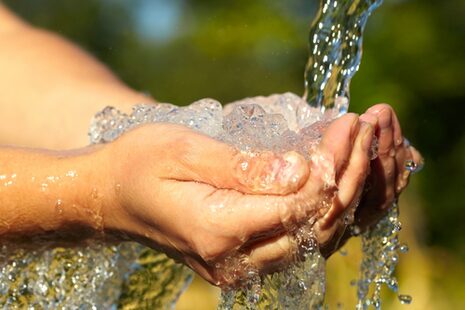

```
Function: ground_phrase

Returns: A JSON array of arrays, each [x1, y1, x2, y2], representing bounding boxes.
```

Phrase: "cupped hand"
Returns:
[[100, 114, 373, 286], [353, 104, 424, 232]]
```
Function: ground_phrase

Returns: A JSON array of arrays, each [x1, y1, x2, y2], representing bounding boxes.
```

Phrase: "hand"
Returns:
[[99, 114, 373, 286], [353, 104, 423, 231]]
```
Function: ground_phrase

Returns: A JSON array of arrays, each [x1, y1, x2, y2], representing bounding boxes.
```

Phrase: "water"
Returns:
[[0, 0, 413, 308], [304, 0, 383, 113], [356, 204, 412, 309], [0, 242, 193, 309]]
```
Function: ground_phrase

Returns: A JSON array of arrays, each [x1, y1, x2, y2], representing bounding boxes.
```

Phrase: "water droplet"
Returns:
[[55, 199, 64, 215], [40, 183, 48, 192], [66, 170, 78, 178], [351, 225, 361, 236], [404, 160, 417, 173], [398, 294, 412, 304], [399, 244, 409, 253], [402, 137, 411, 147], [298, 280, 308, 290]]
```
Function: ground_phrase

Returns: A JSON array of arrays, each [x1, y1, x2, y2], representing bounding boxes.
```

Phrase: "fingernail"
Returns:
[[361, 123, 374, 152], [377, 108, 392, 130], [351, 116, 360, 135], [350, 116, 360, 144]]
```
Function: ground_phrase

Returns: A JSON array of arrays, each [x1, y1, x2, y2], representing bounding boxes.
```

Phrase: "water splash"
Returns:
[[218, 230, 327, 310], [356, 203, 412, 309], [0, 242, 193, 308]]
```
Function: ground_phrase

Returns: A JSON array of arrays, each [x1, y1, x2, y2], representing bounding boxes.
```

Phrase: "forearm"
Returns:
[[0, 145, 110, 244], [0, 4, 154, 149]]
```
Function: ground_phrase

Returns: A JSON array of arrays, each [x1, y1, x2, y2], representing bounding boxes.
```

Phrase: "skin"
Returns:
[[0, 4, 422, 286]]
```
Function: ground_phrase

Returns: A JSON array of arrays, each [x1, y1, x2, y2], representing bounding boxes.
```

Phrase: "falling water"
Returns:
[[304, 0, 383, 113]]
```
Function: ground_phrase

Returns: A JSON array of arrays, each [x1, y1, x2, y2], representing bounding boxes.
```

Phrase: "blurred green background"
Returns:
[[3, 0, 465, 308]]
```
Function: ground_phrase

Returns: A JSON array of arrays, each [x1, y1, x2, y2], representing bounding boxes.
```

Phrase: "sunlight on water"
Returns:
[[304, 0, 383, 113]]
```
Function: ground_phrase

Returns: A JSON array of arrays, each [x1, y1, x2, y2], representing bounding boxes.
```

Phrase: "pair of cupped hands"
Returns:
[[98, 103, 421, 287]]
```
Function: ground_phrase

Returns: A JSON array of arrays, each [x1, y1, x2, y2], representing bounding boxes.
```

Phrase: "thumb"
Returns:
[[165, 130, 309, 195]]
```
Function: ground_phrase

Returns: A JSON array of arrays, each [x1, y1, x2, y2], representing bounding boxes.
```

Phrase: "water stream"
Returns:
[[0, 0, 412, 309]]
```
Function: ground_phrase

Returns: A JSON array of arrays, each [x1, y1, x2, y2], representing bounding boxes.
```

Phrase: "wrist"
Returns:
[[61, 145, 112, 234], [40, 145, 114, 241], [93, 137, 136, 240]]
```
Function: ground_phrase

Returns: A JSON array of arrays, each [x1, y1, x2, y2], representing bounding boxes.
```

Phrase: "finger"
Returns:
[[366, 106, 397, 205], [392, 111, 404, 147], [210, 233, 296, 287], [315, 113, 360, 182], [359, 112, 379, 129], [162, 127, 310, 195], [319, 123, 374, 229], [367, 104, 403, 148], [395, 144, 413, 194], [337, 122, 374, 209], [247, 233, 295, 275], [360, 112, 379, 158]]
